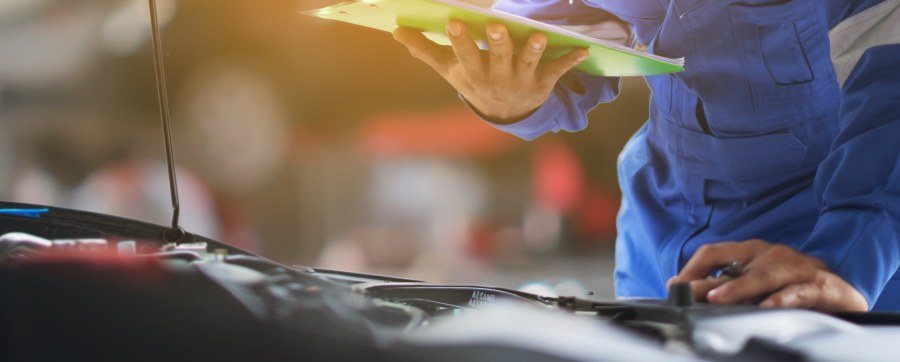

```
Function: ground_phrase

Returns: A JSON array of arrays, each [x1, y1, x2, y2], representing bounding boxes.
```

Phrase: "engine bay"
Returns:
[[3, 202, 899, 362]]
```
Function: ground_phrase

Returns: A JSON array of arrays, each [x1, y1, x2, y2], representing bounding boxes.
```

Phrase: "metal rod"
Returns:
[[148, 0, 184, 242]]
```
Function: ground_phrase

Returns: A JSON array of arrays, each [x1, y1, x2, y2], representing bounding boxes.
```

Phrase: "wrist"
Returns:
[[467, 99, 542, 125]]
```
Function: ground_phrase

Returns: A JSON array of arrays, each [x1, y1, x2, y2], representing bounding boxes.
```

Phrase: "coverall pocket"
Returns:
[[729, 1, 832, 110], [654, 119, 809, 181]]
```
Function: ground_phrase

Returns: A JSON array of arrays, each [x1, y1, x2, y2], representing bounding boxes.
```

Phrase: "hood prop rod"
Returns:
[[148, 0, 185, 243]]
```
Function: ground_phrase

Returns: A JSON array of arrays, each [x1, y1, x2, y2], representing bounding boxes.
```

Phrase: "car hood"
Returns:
[[1, 201, 899, 362]]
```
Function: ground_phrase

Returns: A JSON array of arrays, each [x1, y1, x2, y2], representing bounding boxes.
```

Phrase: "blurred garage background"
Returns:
[[0, 0, 651, 298]]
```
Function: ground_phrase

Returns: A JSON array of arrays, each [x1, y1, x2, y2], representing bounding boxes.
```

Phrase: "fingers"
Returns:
[[393, 28, 453, 74], [517, 33, 547, 75], [672, 240, 769, 284], [485, 24, 514, 81], [540, 47, 589, 85], [396, 22, 587, 121], [446, 21, 484, 75], [673, 239, 868, 312], [398, 21, 583, 88], [707, 259, 816, 304], [760, 283, 820, 310], [688, 277, 731, 301], [761, 273, 869, 312]]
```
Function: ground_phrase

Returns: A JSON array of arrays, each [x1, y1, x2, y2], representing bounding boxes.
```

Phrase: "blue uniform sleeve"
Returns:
[[800, 45, 900, 309], [465, 0, 621, 141]]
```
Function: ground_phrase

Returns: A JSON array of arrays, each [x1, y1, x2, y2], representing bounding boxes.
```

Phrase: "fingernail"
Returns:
[[488, 30, 502, 41], [707, 289, 720, 302], [577, 53, 588, 62], [448, 22, 461, 37], [760, 300, 775, 308], [530, 41, 544, 50]]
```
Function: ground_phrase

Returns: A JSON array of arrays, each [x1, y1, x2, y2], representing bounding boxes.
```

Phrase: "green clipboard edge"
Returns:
[[303, 0, 685, 77]]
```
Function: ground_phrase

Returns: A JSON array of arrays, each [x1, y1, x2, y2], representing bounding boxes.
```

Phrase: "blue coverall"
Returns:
[[484, 0, 900, 311]]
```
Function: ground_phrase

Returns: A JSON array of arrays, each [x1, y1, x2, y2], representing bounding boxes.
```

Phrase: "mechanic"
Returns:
[[394, 0, 900, 312]]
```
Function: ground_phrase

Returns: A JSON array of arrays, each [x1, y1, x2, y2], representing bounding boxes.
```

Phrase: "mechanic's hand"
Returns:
[[667, 239, 868, 313], [393, 21, 589, 123]]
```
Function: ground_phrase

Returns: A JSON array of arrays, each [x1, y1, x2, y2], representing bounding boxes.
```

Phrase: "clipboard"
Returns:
[[302, 0, 685, 77]]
